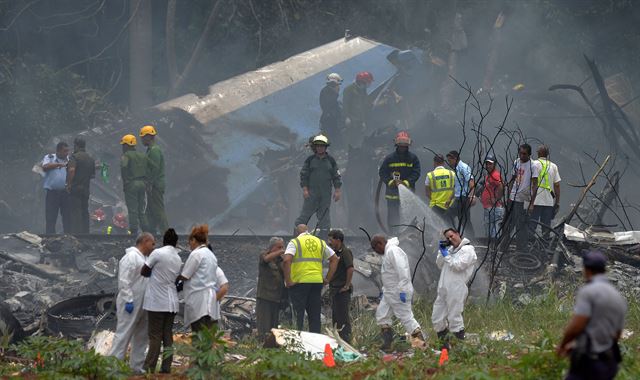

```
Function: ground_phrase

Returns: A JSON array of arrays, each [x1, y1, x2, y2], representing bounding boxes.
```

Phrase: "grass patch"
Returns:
[[1, 288, 638, 379]]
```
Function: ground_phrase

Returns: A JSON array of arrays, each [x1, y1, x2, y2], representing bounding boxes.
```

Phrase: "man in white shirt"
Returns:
[[531, 145, 561, 239], [41, 142, 70, 233], [110, 233, 155, 374], [141, 229, 182, 374], [505, 144, 541, 251]]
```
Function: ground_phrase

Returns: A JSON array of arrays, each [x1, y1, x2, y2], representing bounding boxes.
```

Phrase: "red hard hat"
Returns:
[[395, 131, 412, 146], [112, 213, 128, 229], [356, 71, 374, 84]]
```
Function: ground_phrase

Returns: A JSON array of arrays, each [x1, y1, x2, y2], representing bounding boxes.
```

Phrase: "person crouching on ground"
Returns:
[[370, 234, 426, 351], [432, 228, 477, 349], [178, 224, 219, 332]]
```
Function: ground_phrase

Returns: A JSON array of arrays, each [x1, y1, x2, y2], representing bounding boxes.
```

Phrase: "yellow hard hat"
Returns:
[[120, 134, 137, 146], [139, 125, 157, 137]]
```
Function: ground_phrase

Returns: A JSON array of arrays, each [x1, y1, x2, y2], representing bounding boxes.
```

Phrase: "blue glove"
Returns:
[[439, 246, 449, 257], [379, 292, 383, 301], [400, 292, 407, 303], [125, 302, 134, 314]]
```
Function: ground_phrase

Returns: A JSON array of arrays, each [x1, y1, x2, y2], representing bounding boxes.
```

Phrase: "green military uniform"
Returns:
[[145, 143, 168, 233], [67, 149, 95, 234], [121, 150, 148, 233], [295, 154, 341, 235]]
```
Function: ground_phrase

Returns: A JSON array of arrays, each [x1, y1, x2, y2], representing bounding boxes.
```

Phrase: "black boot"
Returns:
[[437, 329, 450, 350], [453, 329, 465, 340], [380, 327, 394, 352]]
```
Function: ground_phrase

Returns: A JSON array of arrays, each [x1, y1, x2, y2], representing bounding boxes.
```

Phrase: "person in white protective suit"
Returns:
[[432, 227, 477, 349], [109, 232, 155, 373], [370, 234, 426, 351]]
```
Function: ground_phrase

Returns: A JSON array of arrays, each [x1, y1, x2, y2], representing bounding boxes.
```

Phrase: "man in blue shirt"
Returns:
[[42, 142, 70, 234], [446, 151, 476, 238]]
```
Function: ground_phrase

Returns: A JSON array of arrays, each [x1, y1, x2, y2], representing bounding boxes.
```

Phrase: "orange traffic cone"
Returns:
[[323, 343, 335, 367], [438, 348, 449, 366]]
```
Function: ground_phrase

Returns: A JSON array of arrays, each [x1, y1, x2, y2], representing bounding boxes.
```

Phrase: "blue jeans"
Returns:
[[483, 207, 504, 239]]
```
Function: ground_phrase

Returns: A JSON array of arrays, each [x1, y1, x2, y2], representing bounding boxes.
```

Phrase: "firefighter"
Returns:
[[140, 125, 168, 234], [343, 71, 373, 146], [319, 73, 343, 145], [120, 134, 148, 234], [378, 131, 421, 230], [294, 134, 342, 238]]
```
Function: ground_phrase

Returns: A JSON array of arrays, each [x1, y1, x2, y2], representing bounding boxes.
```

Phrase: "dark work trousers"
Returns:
[[503, 201, 530, 251], [68, 190, 90, 234], [146, 186, 168, 234], [289, 283, 323, 333], [45, 189, 69, 234], [432, 206, 455, 227], [331, 288, 352, 343], [256, 298, 280, 339], [530, 205, 554, 239], [191, 315, 216, 333], [566, 357, 618, 380], [451, 196, 475, 238], [143, 311, 176, 374], [294, 192, 331, 236], [386, 199, 400, 231]]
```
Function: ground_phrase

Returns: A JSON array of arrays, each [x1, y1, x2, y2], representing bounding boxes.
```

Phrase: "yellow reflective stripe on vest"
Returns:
[[385, 195, 400, 200], [389, 162, 413, 168], [538, 159, 552, 191], [291, 235, 324, 283], [428, 168, 455, 208]]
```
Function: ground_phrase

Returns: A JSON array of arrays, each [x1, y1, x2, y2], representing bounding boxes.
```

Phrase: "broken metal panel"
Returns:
[[155, 37, 398, 226]]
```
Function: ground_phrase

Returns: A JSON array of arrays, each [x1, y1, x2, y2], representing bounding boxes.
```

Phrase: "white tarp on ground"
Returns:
[[564, 224, 640, 245], [271, 328, 338, 360]]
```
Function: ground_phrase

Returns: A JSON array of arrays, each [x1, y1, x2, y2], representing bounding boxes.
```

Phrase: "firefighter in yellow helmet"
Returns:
[[120, 135, 148, 234], [139, 125, 168, 234]]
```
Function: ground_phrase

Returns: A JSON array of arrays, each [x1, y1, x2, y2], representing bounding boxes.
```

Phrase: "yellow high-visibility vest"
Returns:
[[538, 158, 552, 191], [428, 167, 455, 209], [290, 234, 325, 283]]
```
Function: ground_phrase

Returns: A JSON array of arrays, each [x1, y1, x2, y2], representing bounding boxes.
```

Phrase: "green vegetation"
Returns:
[[0, 289, 638, 379]]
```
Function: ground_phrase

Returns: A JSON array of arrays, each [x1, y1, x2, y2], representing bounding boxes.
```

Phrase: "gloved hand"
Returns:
[[175, 280, 184, 292], [379, 292, 383, 301], [439, 246, 449, 257], [125, 302, 134, 314], [399, 292, 407, 303]]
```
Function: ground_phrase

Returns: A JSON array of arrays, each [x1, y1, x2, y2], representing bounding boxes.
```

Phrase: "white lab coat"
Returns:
[[431, 238, 477, 333], [109, 247, 149, 372], [375, 237, 421, 334], [181, 245, 218, 326]]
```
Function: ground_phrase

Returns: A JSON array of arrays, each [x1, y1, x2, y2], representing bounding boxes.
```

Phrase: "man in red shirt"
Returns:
[[481, 154, 504, 242]]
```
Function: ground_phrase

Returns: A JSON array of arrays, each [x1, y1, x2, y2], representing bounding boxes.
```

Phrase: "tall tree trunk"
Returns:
[[129, 0, 153, 112], [166, 0, 178, 90], [169, 0, 224, 98]]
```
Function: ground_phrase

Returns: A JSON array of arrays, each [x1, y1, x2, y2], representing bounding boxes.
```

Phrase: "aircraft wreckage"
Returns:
[[4, 36, 640, 345]]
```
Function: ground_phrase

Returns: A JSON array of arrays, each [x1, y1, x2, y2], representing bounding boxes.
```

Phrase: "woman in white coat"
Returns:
[[178, 224, 219, 332]]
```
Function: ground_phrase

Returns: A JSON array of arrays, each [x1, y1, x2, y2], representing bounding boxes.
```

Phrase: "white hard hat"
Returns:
[[326, 73, 343, 85], [312, 134, 330, 146]]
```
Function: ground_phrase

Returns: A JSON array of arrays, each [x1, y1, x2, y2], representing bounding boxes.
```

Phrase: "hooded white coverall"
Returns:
[[375, 237, 421, 334], [109, 246, 149, 372], [431, 238, 477, 333]]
